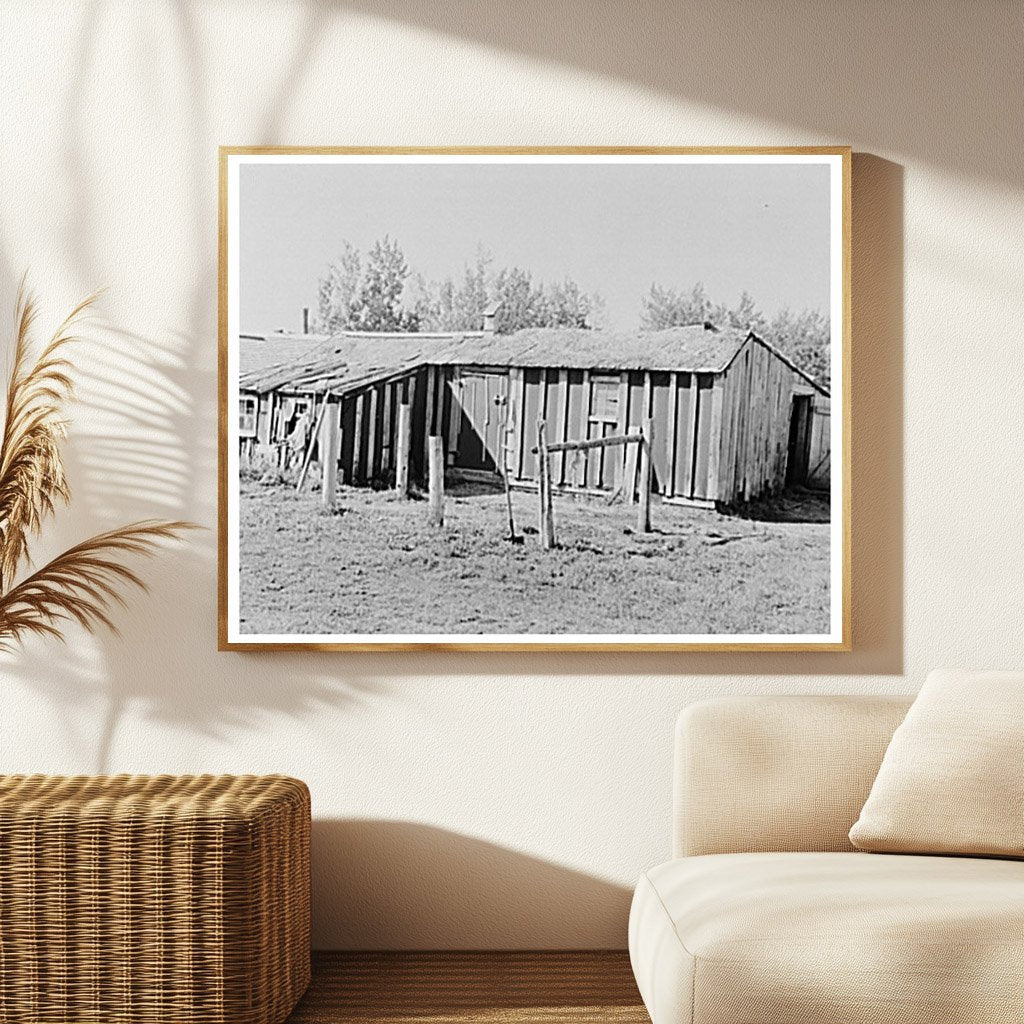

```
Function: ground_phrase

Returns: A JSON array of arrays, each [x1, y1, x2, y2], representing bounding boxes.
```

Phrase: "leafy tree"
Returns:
[[314, 239, 600, 337], [415, 249, 599, 334], [405, 272, 439, 330], [452, 248, 493, 330], [640, 284, 677, 329], [316, 242, 361, 332], [724, 290, 768, 335], [587, 291, 608, 331], [545, 278, 592, 328], [769, 307, 830, 387], [349, 235, 415, 332], [493, 266, 542, 333], [640, 282, 712, 329], [641, 281, 830, 387], [435, 277, 457, 329], [488, 270, 598, 333]]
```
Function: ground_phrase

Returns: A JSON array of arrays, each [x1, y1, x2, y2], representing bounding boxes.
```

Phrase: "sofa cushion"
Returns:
[[849, 668, 1024, 857], [675, 695, 912, 857], [629, 852, 1024, 1024]]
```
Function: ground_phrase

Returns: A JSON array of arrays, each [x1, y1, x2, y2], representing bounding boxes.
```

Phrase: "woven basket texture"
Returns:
[[0, 774, 310, 1024]]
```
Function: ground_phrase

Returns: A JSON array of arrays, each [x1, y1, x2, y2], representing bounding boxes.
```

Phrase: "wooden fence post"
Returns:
[[623, 425, 641, 504], [395, 401, 411, 497], [638, 417, 653, 533], [537, 420, 548, 548], [320, 400, 340, 509], [428, 436, 444, 528], [544, 445, 556, 548], [537, 420, 556, 550]]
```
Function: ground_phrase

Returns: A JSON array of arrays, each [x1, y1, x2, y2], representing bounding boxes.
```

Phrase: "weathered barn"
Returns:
[[238, 323, 830, 506]]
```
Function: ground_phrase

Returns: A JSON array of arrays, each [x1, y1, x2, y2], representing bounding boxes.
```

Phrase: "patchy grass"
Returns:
[[237, 480, 831, 637]]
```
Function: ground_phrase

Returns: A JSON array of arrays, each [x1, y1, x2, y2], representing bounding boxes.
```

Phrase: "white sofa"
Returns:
[[628, 695, 1024, 1023]]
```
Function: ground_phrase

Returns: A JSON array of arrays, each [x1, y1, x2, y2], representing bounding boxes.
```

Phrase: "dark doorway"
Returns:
[[786, 394, 813, 486]]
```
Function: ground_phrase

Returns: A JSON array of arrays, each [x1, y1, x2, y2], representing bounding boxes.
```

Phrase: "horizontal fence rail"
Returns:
[[530, 430, 643, 455]]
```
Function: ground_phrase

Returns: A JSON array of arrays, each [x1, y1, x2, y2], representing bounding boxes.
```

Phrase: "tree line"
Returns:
[[314, 237, 830, 386], [315, 238, 602, 337], [641, 283, 831, 387]]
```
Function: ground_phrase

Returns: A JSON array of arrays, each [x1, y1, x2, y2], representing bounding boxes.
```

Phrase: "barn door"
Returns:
[[586, 375, 620, 489], [450, 369, 509, 474], [805, 404, 831, 489]]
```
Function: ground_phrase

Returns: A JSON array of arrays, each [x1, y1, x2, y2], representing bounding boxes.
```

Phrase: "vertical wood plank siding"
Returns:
[[254, 337, 823, 502], [257, 395, 273, 444], [352, 393, 365, 483], [692, 375, 714, 497], [672, 376, 693, 498], [710, 338, 812, 505], [366, 387, 380, 481], [568, 371, 586, 487], [546, 370, 567, 484], [508, 368, 524, 477], [683, 372, 700, 497], [555, 370, 570, 485], [706, 378, 725, 499], [339, 397, 356, 484], [522, 369, 543, 480], [423, 365, 437, 471], [445, 368, 462, 468], [666, 372, 679, 495], [404, 369, 421, 482], [628, 373, 646, 431], [648, 373, 671, 494]]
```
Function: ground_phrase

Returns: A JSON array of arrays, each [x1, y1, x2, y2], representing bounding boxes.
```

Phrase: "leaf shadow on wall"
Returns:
[[0, 318, 387, 774], [334, 0, 1020, 188], [311, 819, 633, 950], [0, 0, 381, 773]]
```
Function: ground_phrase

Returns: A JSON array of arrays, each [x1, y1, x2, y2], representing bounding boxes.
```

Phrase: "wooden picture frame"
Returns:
[[219, 147, 851, 651]]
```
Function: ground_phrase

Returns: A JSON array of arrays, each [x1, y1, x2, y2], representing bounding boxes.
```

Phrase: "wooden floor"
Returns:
[[287, 952, 649, 1023]]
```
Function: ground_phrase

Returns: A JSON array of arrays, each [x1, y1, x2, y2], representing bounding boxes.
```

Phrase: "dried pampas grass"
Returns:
[[0, 281, 195, 650]]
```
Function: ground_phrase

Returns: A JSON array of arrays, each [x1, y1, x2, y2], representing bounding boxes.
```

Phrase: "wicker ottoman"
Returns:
[[0, 774, 310, 1024]]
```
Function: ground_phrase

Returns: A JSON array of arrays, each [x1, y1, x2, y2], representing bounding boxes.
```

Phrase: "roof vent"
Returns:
[[703, 320, 719, 332]]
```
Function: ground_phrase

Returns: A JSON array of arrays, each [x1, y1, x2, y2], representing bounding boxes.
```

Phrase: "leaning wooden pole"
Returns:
[[295, 395, 330, 492], [427, 436, 444, 528], [499, 397, 518, 542], [395, 401, 411, 498], [638, 417, 653, 533], [320, 400, 340, 510]]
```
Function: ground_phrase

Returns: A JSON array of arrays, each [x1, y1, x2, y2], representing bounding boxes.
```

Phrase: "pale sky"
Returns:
[[239, 160, 832, 333]]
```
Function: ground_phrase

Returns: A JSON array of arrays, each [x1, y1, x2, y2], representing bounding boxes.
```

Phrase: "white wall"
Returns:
[[1, 1, 1021, 949]]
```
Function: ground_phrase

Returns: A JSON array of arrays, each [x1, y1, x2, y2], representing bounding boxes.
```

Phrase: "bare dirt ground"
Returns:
[[238, 477, 831, 637]]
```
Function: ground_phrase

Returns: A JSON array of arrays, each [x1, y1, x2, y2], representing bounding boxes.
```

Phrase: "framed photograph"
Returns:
[[219, 147, 850, 651]]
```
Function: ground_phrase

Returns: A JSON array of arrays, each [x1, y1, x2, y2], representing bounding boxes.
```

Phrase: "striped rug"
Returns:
[[288, 951, 648, 1023]]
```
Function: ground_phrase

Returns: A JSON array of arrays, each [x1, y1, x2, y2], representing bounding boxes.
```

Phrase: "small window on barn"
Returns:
[[239, 396, 257, 436], [589, 375, 619, 424]]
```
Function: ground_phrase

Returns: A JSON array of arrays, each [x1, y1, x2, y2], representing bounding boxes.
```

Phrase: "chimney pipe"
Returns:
[[481, 301, 500, 334], [302, 307, 310, 334]]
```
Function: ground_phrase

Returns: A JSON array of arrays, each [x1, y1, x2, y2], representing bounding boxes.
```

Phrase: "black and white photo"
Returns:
[[219, 149, 849, 649]]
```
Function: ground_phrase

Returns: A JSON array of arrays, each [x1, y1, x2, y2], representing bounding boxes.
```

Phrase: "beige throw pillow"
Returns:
[[850, 669, 1024, 857]]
